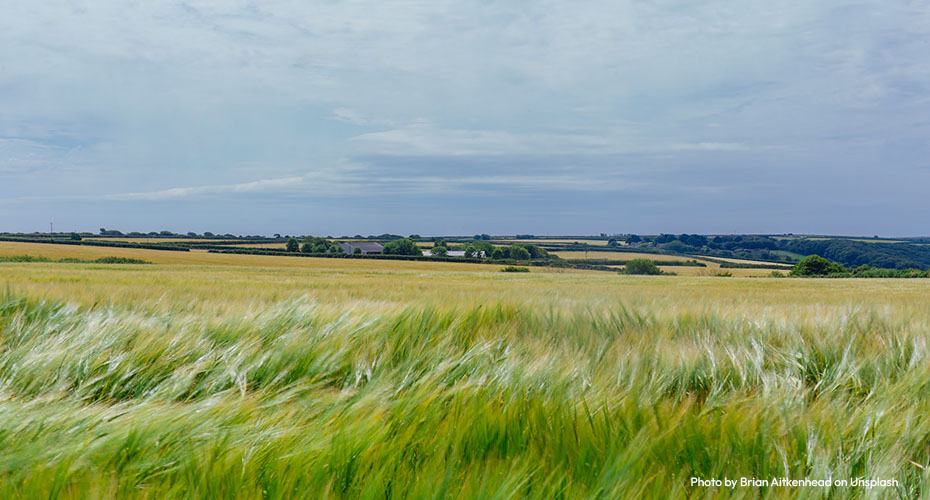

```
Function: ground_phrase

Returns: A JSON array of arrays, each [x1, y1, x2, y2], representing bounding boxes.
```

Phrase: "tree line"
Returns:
[[787, 255, 928, 278]]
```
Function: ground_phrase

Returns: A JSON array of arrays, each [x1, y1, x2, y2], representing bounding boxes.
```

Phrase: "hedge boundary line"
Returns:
[[0, 237, 190, 252]]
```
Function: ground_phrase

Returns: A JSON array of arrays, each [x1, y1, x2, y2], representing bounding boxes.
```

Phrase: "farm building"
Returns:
[[338, 242, 384, 254]]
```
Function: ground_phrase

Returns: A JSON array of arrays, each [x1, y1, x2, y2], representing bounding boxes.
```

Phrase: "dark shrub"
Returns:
[[622, 259, 663, 275]]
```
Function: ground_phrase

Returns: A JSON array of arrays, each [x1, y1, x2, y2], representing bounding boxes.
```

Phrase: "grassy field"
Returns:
[[233, 243, 289, 249], [553, 250, 791, 267], [86, 237, 242, 243], [653, 265, 778, 277], [0, 241, 583, 274], [498, 238, 614, 246], [553, 250, 786, 277], [0, 240, 784, 276], [551, 250, 696, 261], [1, 255, 928, 498], [709, 256, 793, 267]]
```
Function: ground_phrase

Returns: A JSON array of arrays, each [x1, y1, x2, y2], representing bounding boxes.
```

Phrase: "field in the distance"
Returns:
[[67, 236, 792, 277], [551, 250, 790, 276], [497, 238, 615, 246], [0, 240, 583, 274], [1, 254, 928, 498]]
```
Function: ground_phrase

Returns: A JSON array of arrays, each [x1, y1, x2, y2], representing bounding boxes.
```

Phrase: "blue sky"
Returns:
[[2, 1, 929, 236]]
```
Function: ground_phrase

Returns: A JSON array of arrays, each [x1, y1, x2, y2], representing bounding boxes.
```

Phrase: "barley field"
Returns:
[[1, 258, 928, 499], [498, 239, 614, 247], [0, 241, 553, 273], [549, 250, 784, 276], [551, 250, 698, 261], [653, 265, 780, 277]]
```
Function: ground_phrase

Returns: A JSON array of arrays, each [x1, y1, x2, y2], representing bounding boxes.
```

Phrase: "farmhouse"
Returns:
[[338, 242, 384, 254]]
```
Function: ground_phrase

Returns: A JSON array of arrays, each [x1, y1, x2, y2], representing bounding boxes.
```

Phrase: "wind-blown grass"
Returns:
[[0, 264, 929, 498]]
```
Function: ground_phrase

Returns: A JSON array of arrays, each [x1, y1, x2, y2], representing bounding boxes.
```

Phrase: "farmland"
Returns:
[[6, 232, 836, 274], [549, 251, 791, 277], [1, 250, 929, 499], [0, 238, 791, 276], [650, 264, 776, 277], [0, 241, 564, 273], [551, 251, 699, 261], [497, 238, 614, 246]]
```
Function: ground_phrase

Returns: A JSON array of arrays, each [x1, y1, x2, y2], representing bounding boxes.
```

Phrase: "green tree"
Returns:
[[790, 255, 846, 276], [431, 246, 448, 257], [622, 258, 662, 275], [470, 241, 494, 256], [509, 243, 545, 259], [525, 244, 546, 259], [607, 238, 618, 247], [491, 247, 505, 259], [286, 238, 299, 252], [509, 246, 531, 261], [301, 243, 313, 253], [70, 233, 82, 241], [382, 238, 422, 256]]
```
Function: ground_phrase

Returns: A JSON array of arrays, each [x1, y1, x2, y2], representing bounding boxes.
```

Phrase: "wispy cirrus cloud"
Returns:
[[89, 168, 651, 201], [0, 137, 72, 173], [99, 176, 306, 201], [331, 108, 399, 127], [351, 122, 751, 157]]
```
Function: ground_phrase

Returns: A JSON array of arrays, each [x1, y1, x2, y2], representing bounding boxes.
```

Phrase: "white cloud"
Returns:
[[74, 158, 665, 203], [100, 176, 305, 201], [352, 122, 750, 156], [0, 138, 70, 173], [671, 142, 748, 152], [2, 0, 929, 233], [331, 108, 398, 127]]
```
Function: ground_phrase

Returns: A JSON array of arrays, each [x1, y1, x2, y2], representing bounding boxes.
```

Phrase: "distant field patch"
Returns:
[[499, 238, 612, 246], [710, 256, 792, 267], [604, 264, 778, 277], [555, 250, 708, 262], [87, 237, 241, 244], [658, 265, 781, 277], [231, 243, 287, 249]]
